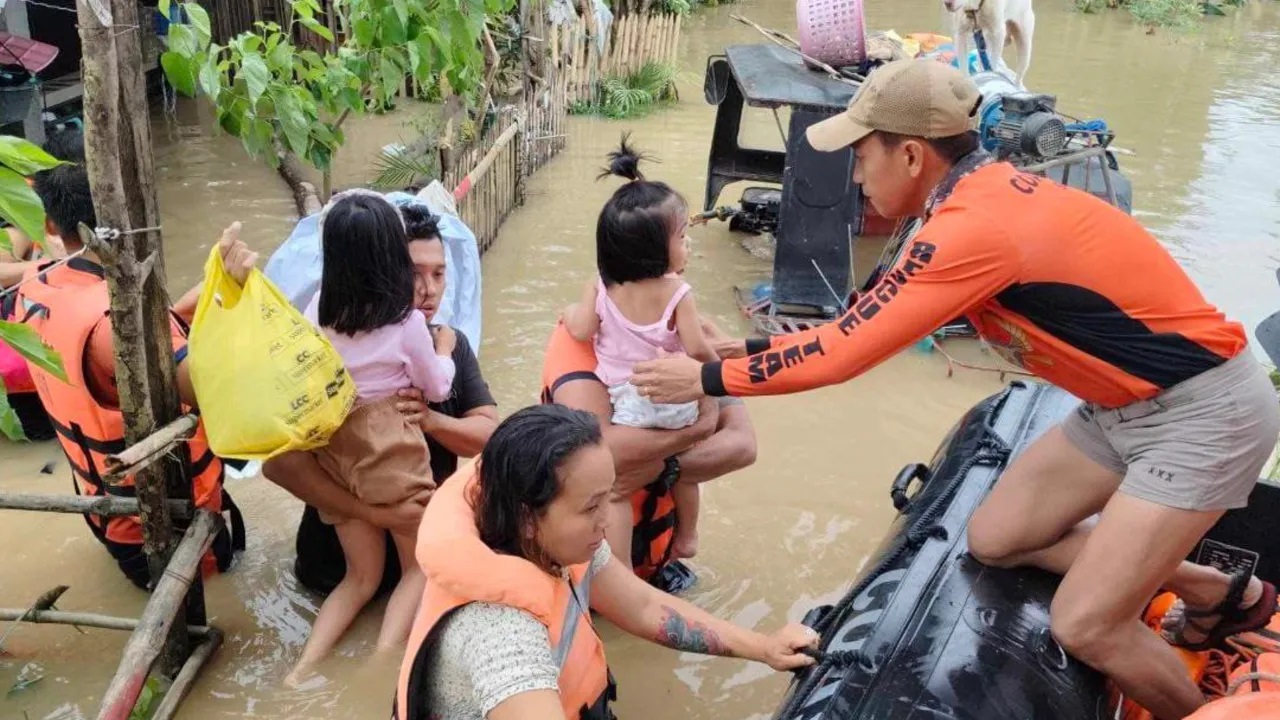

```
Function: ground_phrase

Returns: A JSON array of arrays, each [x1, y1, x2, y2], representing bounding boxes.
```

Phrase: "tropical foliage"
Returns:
[[158, 0, 516, 197], [0, 136, 68, 441]]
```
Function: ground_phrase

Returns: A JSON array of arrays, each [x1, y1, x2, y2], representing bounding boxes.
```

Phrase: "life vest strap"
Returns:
[[49, 415, 127, 455], [190, 447, 217, 478], [556, 563, 598, 669], [544, 370, 601, 404]]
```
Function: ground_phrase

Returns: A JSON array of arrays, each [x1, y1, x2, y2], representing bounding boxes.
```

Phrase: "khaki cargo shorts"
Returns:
[[1063, 351, 1280, 511]]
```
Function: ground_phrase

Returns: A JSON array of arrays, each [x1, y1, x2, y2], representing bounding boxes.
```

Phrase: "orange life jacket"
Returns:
[[539, 322, 675, 583], [14, 258, 243, 582], [395, 461, 614, 720], [1186, 694, 1280, 719]]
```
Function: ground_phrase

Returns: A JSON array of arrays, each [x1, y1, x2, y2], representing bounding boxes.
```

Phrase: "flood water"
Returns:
[[4, 0, 1280, 717]]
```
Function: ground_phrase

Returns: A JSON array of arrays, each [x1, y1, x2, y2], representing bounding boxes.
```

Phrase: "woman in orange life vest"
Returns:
[[539, 316, 758, 582], [6, 162, 249, 588], [395, 404, 816, 720], [629, 58, 1280, 720]]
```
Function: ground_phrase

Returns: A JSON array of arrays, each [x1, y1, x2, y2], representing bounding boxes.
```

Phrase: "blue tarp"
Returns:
[[263, 188, 484, 355]]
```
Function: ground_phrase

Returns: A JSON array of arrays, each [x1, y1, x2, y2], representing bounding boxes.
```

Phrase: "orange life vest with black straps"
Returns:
[[14, 258, 242, 577], [629, 468, 677, 582], [538, 322, 677, 584], [395, 461, 615, 720]]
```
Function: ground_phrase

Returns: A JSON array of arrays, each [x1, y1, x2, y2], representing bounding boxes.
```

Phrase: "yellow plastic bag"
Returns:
[[188, 244, 355, 461]]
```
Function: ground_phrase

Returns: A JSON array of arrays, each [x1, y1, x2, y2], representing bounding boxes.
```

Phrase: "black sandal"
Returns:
[[1168, 571, 1279, 652]]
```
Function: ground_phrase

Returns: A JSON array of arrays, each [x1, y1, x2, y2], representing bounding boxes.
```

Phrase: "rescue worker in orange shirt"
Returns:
[[629, 58, 1280, 719]]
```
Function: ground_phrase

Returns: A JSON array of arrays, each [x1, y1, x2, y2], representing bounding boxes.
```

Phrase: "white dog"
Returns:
[[943, 0, 1036, 85]]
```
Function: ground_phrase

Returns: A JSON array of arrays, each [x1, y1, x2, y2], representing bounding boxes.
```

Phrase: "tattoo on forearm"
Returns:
[[655, 605, 728, 656]]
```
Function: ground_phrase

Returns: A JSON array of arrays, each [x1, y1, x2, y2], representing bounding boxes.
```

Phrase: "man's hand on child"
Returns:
[[395, 387, 444, 433], [370, 489, 434, 533], [689, 396, 719, 443], [217, 221, 258, 286]]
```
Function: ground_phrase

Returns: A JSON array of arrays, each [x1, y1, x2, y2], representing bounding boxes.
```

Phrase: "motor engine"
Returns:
[[991, 92, 1068, 161]]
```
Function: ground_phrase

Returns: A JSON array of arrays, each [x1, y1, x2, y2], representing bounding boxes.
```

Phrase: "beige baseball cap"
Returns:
[[806, 58, 982, 152]]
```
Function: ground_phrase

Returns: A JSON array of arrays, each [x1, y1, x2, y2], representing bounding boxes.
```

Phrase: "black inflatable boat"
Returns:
[[776, 371, 1280, 720], [774, 380, 1110, 720]]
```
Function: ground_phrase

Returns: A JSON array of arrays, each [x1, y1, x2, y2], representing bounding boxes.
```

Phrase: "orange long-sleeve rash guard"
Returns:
[[706, 163, 1246, 409]]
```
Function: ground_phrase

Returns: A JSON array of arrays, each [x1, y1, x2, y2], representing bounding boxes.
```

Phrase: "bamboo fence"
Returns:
[[436, 8, 686, 257], [444, 108, 524, 255], [550, 11, 683, 107]]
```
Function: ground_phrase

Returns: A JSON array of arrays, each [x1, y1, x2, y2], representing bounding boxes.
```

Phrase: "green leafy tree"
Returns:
[[158, 0, 515, 198], [0, 136, 69, 441]]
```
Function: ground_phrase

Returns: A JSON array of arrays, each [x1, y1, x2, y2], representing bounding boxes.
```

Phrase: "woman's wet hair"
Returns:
[[475, 404, 603, 569], [318, 192, 416, 335], [400, 203, 442, 243], [595, 134, 687, 286]]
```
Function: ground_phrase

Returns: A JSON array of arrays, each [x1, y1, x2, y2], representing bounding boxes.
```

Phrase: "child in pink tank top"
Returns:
[[563, 137, 718, 561]]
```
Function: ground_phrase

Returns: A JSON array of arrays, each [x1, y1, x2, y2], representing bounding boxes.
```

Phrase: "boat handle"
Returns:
[[890, 463, 931, 513]]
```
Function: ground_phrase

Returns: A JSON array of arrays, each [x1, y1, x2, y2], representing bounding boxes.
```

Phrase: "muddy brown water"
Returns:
[[4, 0, 1280, 717]]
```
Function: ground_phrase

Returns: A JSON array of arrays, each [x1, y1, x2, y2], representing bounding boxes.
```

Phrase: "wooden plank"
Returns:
[[0, 494, 192, 519], [670, 13, 680, 66], [95, 511, 221, 720], [0, 608, 212, 637], [150, 630, 224, 720], [102, 414, 200, 479]]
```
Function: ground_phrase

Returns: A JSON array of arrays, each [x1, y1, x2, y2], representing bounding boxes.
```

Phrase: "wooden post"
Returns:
[[520, 0, 534, 99], [76, 0, 196, 679], [96, 511, 221, 720]]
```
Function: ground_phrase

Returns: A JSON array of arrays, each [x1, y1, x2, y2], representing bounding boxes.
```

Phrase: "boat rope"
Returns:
[[1227, 670, 1280, 696], [776, 387, 1017, 719]]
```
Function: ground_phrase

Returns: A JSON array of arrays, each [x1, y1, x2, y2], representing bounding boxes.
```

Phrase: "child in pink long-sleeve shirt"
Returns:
[[287, 190, 454, 685]]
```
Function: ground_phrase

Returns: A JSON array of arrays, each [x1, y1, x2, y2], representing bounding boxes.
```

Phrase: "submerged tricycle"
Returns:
[[697, 42, 1133, 337]]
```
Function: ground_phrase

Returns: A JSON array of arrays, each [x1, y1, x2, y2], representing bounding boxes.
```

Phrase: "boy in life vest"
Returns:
[[6, 162, 246, 589]]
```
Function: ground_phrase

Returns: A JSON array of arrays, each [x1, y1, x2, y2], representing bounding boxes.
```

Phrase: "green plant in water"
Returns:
[[591, 61, 679, 119], [0, 135, 69, 442], [372, 144, 443, 189], [658, 0, 736, 14], [1077, 0, 1243, 26], [1128, 0, 1204, 30], [157, 0, 516, 199]]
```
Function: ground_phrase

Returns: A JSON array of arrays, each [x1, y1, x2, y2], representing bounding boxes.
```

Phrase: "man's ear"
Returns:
[[903, 138, 929, 178], [44, 217, 59, 239]]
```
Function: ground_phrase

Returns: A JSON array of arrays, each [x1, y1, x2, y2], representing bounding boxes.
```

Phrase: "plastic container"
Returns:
[[795, 0, 868, 69]]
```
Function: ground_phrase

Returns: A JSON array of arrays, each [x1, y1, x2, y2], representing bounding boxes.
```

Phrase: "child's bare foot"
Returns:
[[671, 530, 698, 560], [284, 664, 319, 690]]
